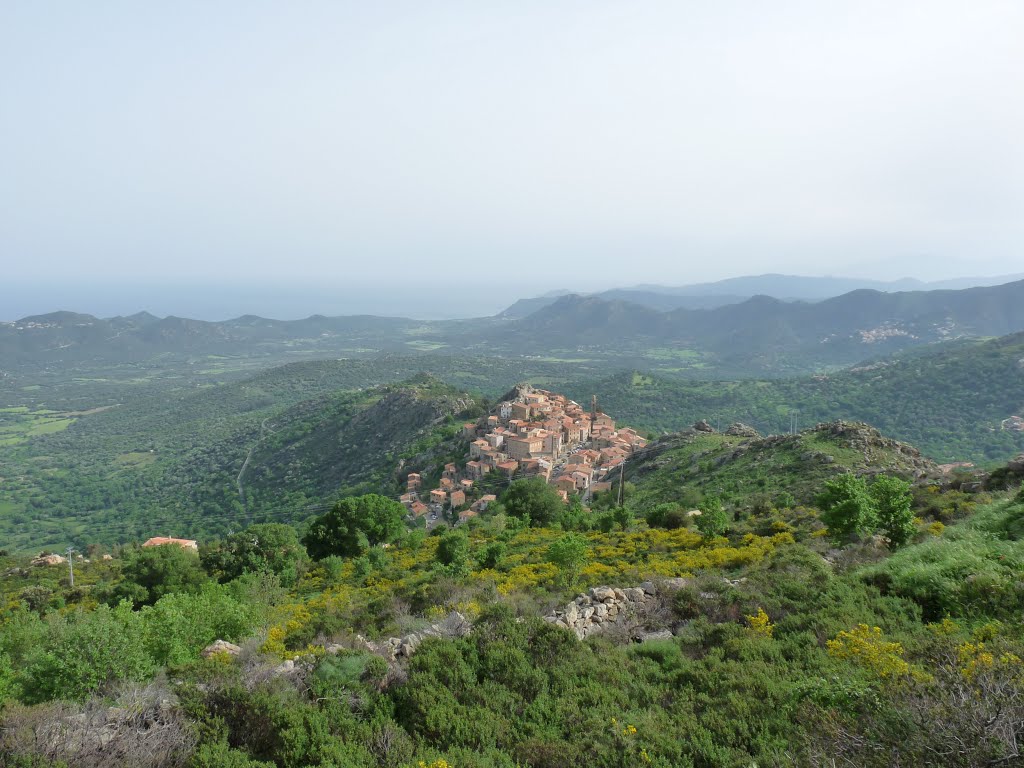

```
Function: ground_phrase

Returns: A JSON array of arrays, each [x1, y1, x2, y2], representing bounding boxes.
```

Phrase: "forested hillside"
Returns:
[[568, 332, 1024, 462], [0, 377, 483, 552]]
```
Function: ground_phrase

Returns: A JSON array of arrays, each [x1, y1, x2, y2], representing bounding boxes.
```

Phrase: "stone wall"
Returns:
[[544, 579, 688, 640]]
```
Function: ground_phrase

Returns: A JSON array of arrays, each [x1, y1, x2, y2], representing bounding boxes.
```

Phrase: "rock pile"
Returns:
[[544, 579, 688, 640]]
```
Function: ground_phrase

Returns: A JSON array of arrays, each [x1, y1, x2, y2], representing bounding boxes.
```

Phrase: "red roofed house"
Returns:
[[449, 490, 466, 509], [471, 494, 497, 513], [555, 475, 578, 495], [497, 460, 519, 478]]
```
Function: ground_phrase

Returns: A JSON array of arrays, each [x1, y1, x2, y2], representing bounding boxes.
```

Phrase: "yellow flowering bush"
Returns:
[[827, 624, 911, 680], [746, 607, 774, 638]]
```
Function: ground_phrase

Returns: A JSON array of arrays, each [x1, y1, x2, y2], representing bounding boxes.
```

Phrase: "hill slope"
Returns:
[[624, 420, 938, 511]]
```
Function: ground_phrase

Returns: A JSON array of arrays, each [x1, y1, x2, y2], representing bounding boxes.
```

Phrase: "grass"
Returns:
[[0, 410, 76, 444], [114, 451, 158, 468], [640, 347, 704, 361], [27, 418, 74, 436], [859, 497, 1024, 620]]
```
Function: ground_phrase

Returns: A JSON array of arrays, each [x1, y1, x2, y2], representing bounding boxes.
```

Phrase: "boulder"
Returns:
[[693, 419, 715, 433], [272, 659, 296, 675], [591, 586, 616, 602], [201, 640, 241, 658], [623, 588, 647, 602]]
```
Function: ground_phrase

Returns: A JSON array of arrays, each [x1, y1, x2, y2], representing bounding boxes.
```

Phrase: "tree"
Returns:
[[871, 475, 915, 547], [556, 493, 591, 531], [435, 530, 470, 576], [546, 533, 589, 586], [203, 523, 305, 585], [501, 479, 566, 527], [302, 494, 406, 560], [612, 505, 634, 531], [477, 541, 506, 570], [695, 495, 729, 538], [110, 544, 208, 607], [817, 473, 878, 539]]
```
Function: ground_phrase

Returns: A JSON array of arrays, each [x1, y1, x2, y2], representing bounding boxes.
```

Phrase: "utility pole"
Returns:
[[66, 546, 75, 588]]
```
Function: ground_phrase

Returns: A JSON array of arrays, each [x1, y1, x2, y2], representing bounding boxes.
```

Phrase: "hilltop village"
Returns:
[[400, 385, 649, 524]]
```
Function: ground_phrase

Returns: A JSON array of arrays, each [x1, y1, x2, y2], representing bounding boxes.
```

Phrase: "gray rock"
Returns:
[[633, 629, 673, 643], [624, 588, 647, 602], [639, 581, 657, 595]]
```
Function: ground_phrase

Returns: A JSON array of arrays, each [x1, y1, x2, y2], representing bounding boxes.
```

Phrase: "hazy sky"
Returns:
[[2, 1, 1023, 292]]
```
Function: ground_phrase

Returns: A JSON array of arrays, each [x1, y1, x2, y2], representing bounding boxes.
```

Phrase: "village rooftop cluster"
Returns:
[[400, 386, 648, 524]]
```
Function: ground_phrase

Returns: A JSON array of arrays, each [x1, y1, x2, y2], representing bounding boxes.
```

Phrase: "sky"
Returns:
[[2, 1, 1023, 318]]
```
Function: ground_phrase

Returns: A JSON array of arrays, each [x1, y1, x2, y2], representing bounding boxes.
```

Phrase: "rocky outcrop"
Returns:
[[725, 422, 760, 438], [693, 420, 715, 433], [31, 553, 66, 567], [1007, 454, 1024, 473], [544, 580, 688, 640]]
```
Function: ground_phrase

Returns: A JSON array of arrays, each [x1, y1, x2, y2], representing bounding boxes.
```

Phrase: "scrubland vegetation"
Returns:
[[2, 468, 1023, 767]]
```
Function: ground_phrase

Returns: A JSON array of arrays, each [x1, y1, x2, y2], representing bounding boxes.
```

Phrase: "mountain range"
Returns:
[[499, 272, 1024, 316], [5, 277, 1024, 378]]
